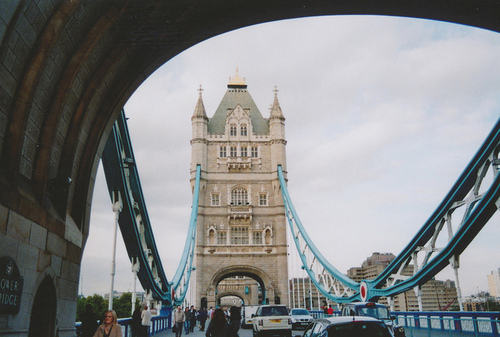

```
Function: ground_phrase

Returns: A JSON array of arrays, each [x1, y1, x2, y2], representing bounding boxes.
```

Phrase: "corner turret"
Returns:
[[191, 85, 208, 172], [269, 86, 286, 172]]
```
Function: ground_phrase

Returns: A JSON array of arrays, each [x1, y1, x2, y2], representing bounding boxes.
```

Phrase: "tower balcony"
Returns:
[[226, 157, 252, 172], [227, 204, 253, 220]]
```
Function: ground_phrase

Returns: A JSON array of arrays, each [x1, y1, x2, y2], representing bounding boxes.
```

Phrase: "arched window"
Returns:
[[231, 187, 248, 205], [230, 124, 237, 136], [241, 124, 247, 136]]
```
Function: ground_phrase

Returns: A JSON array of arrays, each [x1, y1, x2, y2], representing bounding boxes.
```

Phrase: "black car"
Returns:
[[340, 302, 404, 337], [302, 316, 394, 337]]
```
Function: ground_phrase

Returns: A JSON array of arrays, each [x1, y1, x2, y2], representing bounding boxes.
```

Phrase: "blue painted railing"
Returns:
[[394, 311, 500, 337], [310, 310, 500, 336], [120, 315, 170, 336], [77, 314, 171, 337]]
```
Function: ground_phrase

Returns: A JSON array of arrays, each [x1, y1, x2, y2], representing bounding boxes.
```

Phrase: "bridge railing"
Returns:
[[310, 310, 500, 336], [394, 311, 500, 337], [76, 314, 171, 336]]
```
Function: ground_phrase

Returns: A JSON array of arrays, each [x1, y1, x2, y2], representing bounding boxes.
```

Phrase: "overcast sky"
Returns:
[[80, 15, 500, 303]]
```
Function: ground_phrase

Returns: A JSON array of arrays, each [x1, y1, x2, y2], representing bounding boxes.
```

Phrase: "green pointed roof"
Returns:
[[207, 75, 269, 135]]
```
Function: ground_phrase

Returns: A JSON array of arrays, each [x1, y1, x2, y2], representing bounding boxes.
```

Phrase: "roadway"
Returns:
[[153, 322, 441, 337], [154, 324, 305, 337]]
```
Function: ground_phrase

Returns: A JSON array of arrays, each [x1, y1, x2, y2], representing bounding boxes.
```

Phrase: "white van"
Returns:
[[241, 305, 259, 328]]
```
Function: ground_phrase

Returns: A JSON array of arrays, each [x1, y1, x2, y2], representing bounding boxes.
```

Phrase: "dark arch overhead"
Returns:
[[0, 0, 499, 333], [1, 0, 500, 240]]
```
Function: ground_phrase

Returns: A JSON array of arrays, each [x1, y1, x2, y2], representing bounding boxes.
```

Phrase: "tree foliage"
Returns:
[[76, 293, 140, 321]]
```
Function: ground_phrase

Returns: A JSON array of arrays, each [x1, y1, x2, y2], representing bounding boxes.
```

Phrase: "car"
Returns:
[[289, 308, 313, 329], [340, 302, 404, 337], [252, 305, 292, 337], [301, 316, 394, 337]]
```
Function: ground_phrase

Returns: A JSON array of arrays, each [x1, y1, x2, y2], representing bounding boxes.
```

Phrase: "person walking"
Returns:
[[141, 305, 152, 337], [205, 308, 228, 337], [79, 304, 99, 337], [93, 310, 122, 337], [131, 307, 142, 337], [227, 306, 241, 337], [189, 306, 197, 333], [173, 306, 186, 337], [198, 307, 208, 331], [184, 307, 190, 334]]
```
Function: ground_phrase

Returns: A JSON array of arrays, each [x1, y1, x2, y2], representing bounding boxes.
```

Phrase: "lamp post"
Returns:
[[131, 257, 140, 314], [109, 190, 122, 310]]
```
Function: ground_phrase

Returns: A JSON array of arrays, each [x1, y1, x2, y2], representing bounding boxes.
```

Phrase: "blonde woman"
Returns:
[[93, 310, 122, 337]]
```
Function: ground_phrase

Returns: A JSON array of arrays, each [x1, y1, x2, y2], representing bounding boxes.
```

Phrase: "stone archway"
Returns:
[[216, 292, 247, 308], [206, 265, 277, 308]]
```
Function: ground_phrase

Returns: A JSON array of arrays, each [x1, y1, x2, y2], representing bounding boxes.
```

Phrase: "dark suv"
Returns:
[[341, 302, 405, 337], [303, 316, 393, 337]]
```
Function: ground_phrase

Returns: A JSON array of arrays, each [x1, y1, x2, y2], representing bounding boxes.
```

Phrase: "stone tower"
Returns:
[[190, 71, 288, 308]]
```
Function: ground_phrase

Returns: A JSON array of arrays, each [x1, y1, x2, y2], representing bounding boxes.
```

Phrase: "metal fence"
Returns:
[[310, 310, 500, 336], [394, 312, 500, 337], [77, 314, 171, 336]]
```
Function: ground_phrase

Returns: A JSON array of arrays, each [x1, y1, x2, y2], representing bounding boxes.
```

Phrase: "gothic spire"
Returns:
[[269, 86, 284, 120], [192, 84, 208, 120]]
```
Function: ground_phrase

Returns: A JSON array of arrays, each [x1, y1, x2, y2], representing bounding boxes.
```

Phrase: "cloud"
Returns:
[[81, 15, 500, 299]]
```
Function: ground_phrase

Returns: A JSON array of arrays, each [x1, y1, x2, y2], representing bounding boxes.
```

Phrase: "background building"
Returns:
[[289, 277, 332, 310], [487, 268, 500, 298], [291, 252, 459, 312]]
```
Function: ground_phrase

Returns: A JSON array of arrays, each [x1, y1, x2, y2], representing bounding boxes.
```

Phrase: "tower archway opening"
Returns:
[[216, 274, 264, 307], [28, 276, 56, 337]]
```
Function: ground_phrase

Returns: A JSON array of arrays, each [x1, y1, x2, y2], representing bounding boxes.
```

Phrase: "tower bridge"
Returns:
[[2, 1, 500, 336]]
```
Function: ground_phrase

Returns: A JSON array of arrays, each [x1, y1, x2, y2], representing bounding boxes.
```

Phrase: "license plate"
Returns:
[[270, 319, 281, 323]]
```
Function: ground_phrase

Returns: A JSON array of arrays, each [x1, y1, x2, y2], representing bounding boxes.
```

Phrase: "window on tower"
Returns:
[[241, 124, 247, 136], [220, 146, 227, 158], [230, 146, 237, 157], [259, 193, 267, 206], [241, 146, 248, 157], [251, 146, 258, 158], [217, 231, 227, 245], [211, 193, 220, 206], [253, 231, 263, 245], [231, 187, 248, 205], [231, 226, 249, 245], [230, 124, 237, 136]]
